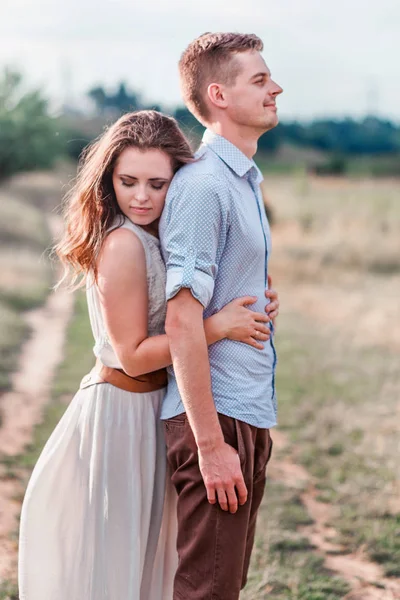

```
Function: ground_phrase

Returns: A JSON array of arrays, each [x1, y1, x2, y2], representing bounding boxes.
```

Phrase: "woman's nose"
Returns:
[[134, 186, 150, 203]]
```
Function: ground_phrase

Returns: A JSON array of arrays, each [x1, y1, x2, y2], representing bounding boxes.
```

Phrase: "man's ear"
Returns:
[[207, 83, 228, 110]]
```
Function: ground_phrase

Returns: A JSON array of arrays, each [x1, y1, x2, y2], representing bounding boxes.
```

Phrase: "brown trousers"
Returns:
[[164, 412, 273, 600]]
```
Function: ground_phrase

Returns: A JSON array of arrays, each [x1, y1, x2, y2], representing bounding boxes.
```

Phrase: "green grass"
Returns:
[[337, 509, 400, 578], [259, 175, 400, 585], [256, 147, 400, 178], [0, 290, 93, 592], [0, 302, 29, 391], [243, 299, 400, 595], [0, 580, 18, 600], [0, 193, 50, 251], [0, 286, 50, 312], [52, 291, 94, 398], [3, 173, 399, 593], [0, 244, 53, 313], [271, 311, 400, 579], [0, 191, 53, 391], [3, 292, 94, 473], [243, 483, 350, 599]]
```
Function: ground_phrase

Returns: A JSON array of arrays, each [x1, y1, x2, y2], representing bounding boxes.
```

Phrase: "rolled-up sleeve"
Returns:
[[161, 174, 229, 309]]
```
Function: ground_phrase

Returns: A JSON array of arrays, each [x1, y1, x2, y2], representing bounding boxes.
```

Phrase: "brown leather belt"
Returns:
[[79, 359, 167, 393]]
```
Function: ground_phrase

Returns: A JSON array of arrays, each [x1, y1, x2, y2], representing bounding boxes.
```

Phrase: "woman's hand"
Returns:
[[215, 296, 271, 349], [265, 275, 280, 328]]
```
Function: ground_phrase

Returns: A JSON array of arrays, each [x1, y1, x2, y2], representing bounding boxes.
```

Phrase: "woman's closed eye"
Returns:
[[120, 180, 166, 191]]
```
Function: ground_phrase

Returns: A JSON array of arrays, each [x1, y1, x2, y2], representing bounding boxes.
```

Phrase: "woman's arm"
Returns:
[[97, 228, 177, 377], [97, 229, 271, 377]]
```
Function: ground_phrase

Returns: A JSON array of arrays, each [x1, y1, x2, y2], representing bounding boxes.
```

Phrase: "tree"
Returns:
[[87, 86, 108, 114], [88, 82, 143, 116], [173, 107, 204, 146], [113, 82, 141, 113], [0, 69, 63, 181], [278, 118, 400, 155]]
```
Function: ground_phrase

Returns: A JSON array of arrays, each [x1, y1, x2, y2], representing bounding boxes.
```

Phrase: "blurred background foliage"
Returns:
[[1, 68, 399, 182]]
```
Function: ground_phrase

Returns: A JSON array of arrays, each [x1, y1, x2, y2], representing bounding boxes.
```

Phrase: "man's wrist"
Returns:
[[197, 431, 225, 453]]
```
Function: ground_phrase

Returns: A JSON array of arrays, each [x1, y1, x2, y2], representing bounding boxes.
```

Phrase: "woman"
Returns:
[[18, 110, 278, 600]]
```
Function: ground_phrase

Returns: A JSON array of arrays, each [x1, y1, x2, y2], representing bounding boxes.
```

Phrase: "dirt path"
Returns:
[[270, 429, 400, 599], [0, 216, 74, 581]]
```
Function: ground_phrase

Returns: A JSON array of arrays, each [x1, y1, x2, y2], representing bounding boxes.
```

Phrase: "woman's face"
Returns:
[[112, 147, 174, 235]]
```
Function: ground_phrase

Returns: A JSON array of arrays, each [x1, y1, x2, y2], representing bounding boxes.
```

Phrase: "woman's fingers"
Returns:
[[253, 311, 271, 323], [246, 337, 264, 350], [265, 288, 277, 299], [253, 327, 270, 340], [255, 323, 270, 334], [235, 296, 258, 306], [254, 332, 269, 341], [266, 300, 278, 313]]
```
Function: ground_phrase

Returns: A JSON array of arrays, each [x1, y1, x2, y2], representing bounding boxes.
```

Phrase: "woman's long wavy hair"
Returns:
[[55, 110, 194, 289]]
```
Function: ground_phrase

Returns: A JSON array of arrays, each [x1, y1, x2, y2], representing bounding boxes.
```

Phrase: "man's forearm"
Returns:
[[166, 290, 248, 512], [166, 298, 224, 450]]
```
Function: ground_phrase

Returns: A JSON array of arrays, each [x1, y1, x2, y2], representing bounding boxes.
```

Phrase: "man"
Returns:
[[160, 32, 283, 599]]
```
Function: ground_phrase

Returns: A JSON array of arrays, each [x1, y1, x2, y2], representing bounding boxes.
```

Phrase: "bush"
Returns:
[[314, 155, 348, 176], [0, 69, 64, 181]]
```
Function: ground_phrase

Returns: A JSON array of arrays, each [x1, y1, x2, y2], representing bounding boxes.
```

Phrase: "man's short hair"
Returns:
[[179, 32, 264, 123]]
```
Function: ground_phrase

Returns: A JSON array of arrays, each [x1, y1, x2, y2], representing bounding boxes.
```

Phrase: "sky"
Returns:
[[1, 0, 399, 121]]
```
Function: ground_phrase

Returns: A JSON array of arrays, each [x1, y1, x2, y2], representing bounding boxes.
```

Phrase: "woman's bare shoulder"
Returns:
[[102, 226, 144, 258], [98, 226, 146, 282]]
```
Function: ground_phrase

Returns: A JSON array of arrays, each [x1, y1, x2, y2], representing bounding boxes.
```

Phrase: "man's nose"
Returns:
[[271, 80, 283, 96]]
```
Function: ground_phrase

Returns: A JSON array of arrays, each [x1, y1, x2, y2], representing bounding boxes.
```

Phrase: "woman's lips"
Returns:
[[130, 206, 151, 214]]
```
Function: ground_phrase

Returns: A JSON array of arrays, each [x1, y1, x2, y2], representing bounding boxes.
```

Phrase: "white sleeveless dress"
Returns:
[[18, 217, 178, 600]]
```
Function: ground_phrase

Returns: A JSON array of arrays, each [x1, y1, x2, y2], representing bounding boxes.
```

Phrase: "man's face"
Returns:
[[223, 51, 283, 133]]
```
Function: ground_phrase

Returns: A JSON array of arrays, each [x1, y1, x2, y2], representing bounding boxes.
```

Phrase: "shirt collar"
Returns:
[[202, 129, 264, 184]]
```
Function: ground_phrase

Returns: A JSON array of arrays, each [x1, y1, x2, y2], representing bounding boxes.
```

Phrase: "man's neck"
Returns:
[[206, 122, 259, 159]]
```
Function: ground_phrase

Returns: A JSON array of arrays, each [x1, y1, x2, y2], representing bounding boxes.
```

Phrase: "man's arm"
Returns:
[[166, 289, 247, 515], [162, 174, 247, 513]]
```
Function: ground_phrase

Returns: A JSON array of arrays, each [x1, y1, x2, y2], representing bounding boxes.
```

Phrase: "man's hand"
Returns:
[[198, 441, 248, 514], [265, 274, 280, 328]]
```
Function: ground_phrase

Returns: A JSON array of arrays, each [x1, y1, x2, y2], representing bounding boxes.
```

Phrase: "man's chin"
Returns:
[[267, 113, 279, 129], [256, 115, 279, 133]]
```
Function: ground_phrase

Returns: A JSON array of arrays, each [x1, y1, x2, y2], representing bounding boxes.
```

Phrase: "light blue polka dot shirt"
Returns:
[[159, 129, 277, 429]]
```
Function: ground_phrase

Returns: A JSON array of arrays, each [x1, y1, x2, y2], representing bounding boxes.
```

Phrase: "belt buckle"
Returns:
[[79, 368, 104, 389], [80, 372, 93, 389]]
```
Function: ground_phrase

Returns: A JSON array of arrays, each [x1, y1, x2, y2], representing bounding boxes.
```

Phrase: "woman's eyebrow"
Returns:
[[119, 174, 169, 182]]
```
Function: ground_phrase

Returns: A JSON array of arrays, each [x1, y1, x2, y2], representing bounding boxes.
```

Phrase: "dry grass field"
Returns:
[[0, 170, 399, 599], [0, 163, 75, 391], [242, 174, 400, 599], [0, 189, 50, 392]]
